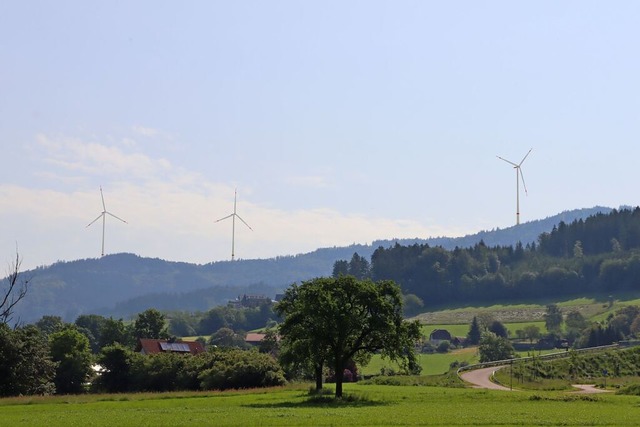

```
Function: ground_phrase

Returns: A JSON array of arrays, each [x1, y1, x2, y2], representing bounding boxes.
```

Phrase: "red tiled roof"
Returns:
[[138, 338, 205, 355], [245, 333, 266, 344]]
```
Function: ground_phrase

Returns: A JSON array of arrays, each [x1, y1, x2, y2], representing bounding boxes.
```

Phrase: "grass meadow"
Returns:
[[9, 296, 640, 426], [361, 347, 479, 376], [3, 383, 640, 426]]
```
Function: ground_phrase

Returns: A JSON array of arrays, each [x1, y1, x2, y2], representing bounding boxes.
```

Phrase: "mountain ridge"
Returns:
[[13, 206, 613, 323]]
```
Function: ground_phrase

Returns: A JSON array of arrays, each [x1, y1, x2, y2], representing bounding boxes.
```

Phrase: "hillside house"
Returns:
[[245, 333, 266, 346], [429, 329, 453, 344], [228, 294, 273, 308], [138, 338, 205, 355]]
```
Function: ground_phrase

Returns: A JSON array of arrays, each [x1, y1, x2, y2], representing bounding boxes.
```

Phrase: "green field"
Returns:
[[7, 298, 640, 425], [3, 383, 640, 426], [412, 294, 640, 326], [361, 348, 479, 376]]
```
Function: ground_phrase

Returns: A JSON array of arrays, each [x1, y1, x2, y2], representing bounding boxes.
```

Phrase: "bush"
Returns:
[[96, 345, 286, 393], [198, 348, 286, 390], [618, 384, 640, 396], [421, 342, 435, 353], [436, 340, 450, 353]]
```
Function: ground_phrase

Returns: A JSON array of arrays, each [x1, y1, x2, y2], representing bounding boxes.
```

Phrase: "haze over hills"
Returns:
[[13, 206, 613, 323]]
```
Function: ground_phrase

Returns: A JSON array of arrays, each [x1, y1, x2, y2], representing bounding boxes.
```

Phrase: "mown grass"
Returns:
[[360, 347, 479, 376], [413, 293, 640, 326], [3, 383, 640, 426]]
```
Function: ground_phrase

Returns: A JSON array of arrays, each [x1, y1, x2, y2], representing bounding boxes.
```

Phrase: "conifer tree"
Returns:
[[467, 316, 481, 345]]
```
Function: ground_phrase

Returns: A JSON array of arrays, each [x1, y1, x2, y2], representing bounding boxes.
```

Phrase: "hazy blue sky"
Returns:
[[1, 2, 639, 269]]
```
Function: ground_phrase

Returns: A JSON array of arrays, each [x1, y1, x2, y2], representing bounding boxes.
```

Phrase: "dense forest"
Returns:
[[359, 208, 640, 308]]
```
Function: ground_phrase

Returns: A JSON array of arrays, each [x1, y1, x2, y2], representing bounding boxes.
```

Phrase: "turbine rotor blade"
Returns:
[[106, 211, 128, 223], [100, 186, 106, 211], [215, 213, 234, 222], [519, 168, 528, 195], [236, 214, 253, 231], [518, 148, 533, 166], [497, 156, 518, 167], [87, 213, 104, 227]]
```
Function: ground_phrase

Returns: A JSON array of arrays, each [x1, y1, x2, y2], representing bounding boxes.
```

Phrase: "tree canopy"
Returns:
[[478, 332, 515, 363], [133, 308, 170, 340], [544, 304, 563, 334], [0, 324, 56, 396], [49, 327, 93, 394], [359, 208, 640, 309], [275, 276, 421, 398], [466, 316, 481, 345]]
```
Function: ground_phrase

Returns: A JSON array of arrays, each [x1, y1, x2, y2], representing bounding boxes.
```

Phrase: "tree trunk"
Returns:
[[314, 363, 323, 391], [334, 364, 344, 398]]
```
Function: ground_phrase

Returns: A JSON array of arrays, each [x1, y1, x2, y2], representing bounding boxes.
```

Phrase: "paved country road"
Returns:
[[460, 366, 513, 391], [569, 384, 611, 394], [461, 366, 613, 394]]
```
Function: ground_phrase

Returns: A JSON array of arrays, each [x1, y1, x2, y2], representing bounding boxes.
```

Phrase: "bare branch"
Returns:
[[1, 250, 30, 325]]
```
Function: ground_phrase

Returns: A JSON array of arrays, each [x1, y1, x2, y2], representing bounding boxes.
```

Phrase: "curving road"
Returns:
[[569, 384, 611, 394], [461, 367, 612, 394], [460, 366, 513, 391]]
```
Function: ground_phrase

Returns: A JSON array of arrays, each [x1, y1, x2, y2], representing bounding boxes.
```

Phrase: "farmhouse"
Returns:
[[138, 338, 205, 355], [228, 294, 273, 308], [429, 329, 452, 344], [245, 332, 266, 346]]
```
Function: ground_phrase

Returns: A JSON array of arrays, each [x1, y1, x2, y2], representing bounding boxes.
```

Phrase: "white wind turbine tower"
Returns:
[[86, 186, 128, 257], [215, 189, 253, 261], [497, 148, 533, 225]]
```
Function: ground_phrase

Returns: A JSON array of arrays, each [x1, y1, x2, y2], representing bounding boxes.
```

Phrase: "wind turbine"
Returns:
[[86, 186, 127, 257], [497, 148, 532, 225], [215, 189, 253, 261]]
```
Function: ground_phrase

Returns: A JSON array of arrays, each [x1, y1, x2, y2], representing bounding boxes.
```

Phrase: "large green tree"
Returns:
[[49, 327, 93, 394], [0, 324, 56, 396], [35, 315, 66, 337], [75, 314, 108, 353], [96, 343, 140, 393], [544, 304, 563, 333], [478, 332, 515, 363], [99, 317, 133, 349], [133, 308, 170, 340], [276, 276, 421, 398], [467, 316, 481, 345]]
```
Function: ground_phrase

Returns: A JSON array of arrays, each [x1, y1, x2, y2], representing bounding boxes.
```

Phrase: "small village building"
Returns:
[[245, 333, 266, 346], [228, 294, 273, 308], [429, 329, 453, 344], [138, 338, 205, 355]]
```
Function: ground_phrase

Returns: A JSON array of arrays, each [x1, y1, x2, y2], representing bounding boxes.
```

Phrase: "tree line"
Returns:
[[2, 258, 419, 399], [343, 208, 640, 308]]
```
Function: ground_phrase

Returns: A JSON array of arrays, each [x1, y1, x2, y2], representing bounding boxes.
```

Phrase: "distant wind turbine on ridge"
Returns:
[[497, 148, 533, 226], [86, 186, 127, 257], [215, 189, 253, 261]]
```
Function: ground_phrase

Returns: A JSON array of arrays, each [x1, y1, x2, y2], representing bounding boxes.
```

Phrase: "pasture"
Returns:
[[361, 347, 478, 376], [412, 294, 633, 326], [3, 383, 640, 426]]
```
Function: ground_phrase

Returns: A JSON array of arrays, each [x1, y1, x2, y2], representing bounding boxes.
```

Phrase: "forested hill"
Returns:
[[14, 206, 611, 323], [371, 207, 640, 311], [371, 206, 614, 250]]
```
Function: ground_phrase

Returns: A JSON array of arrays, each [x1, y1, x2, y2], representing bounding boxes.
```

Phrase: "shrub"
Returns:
[[436, 340, 450, 353], [198, 348, 286, 390]]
